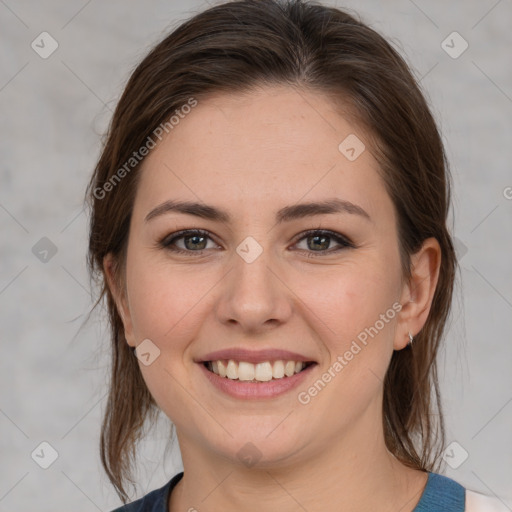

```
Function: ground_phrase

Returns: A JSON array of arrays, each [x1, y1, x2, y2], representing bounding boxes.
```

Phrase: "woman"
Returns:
[[85, 1, 508, 510]]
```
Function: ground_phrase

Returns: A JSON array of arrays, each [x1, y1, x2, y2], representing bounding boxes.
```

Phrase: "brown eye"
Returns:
[[293, 229, 354, 257], [159, 228, 354, 257], [180, 233, 208, 250], [160, 229, 217, 255]]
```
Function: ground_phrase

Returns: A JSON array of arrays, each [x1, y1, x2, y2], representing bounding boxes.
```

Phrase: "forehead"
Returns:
[[134, 85, 390, 223]]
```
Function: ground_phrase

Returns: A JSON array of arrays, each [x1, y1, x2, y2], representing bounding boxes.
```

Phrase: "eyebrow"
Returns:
[[144, 198, 371, 224]]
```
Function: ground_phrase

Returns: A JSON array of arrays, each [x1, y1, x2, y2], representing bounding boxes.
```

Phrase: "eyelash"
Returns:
[[158, 228, 355, 258]]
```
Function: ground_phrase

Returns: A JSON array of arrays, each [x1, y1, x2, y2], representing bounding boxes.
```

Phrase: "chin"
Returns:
[[204, 426, 306, 469]]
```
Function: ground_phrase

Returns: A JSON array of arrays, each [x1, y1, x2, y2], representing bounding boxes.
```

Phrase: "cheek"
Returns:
[[298, 260, 401, 403], [125, 256, 212, 415], [298, 266, 400, 408], [304, 261, 399, 336], [125, 252, 208, 344]]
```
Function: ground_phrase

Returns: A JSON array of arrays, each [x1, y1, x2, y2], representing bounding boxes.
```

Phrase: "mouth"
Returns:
[[202, 359, 317, 382], [197, 359, 318, 399]]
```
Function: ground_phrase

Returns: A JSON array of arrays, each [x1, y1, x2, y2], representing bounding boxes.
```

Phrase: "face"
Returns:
[[107, 85, 416, 468]]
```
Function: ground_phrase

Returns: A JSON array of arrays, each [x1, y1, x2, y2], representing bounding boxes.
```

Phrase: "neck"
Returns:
[[169, 397, 428, 512]]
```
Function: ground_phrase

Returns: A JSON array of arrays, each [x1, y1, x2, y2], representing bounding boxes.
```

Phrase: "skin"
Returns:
[[104, 85, 441, 512]]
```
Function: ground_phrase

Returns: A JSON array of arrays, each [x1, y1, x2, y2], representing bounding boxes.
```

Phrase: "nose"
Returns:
[[215, 243, 293, 333]]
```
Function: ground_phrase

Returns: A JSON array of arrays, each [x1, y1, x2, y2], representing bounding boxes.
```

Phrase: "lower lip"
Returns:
[[198, 362, 317, 399]]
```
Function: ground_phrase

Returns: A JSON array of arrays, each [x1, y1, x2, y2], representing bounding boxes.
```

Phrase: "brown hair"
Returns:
[[84, 0, 457, 503]]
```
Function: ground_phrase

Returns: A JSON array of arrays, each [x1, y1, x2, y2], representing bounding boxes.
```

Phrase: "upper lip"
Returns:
[[195, 348, 317, 364]]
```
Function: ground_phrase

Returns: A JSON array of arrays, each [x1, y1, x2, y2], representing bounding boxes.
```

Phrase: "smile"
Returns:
[[198, 359, 318, 399], [204, 359, 316, 382]]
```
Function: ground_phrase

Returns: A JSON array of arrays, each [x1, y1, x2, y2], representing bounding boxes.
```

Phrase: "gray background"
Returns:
[[1, 0, 511, 510]]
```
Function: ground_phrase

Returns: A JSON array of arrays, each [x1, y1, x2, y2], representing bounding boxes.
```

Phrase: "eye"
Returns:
[[158, 228, 355, 257], [159, 229, 218, 255], [292, 229, 354, 257]]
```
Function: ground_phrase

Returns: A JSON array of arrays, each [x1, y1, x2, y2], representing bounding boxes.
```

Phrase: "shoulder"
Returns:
[[418, 473, 510, 512], [108, 484, 167, 512], [414, 472, 466, 511], [108, 472, 184, 512], [414, 473, 509, 512], [465, 489, 511, 512]]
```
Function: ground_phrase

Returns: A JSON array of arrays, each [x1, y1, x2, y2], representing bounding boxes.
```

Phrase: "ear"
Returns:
[[103, 253, 136, 348], [394, 237, 441, 350]]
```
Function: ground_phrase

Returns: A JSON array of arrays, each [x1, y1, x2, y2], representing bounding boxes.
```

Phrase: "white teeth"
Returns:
[[285, 361, 296, 377], [272, 360, 285, 378], [255, 362, 273, 381], [238, 361, 255, 381], [217, 360, 227, 377], [226, 360, 238, 380], [207, 359, 308, 381]]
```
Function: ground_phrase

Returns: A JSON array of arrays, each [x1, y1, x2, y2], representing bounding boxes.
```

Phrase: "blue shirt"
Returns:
[[110, 471, 466, 511]]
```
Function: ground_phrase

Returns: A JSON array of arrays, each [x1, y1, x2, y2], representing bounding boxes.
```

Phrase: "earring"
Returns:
[[408, 331, 414, 346]]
